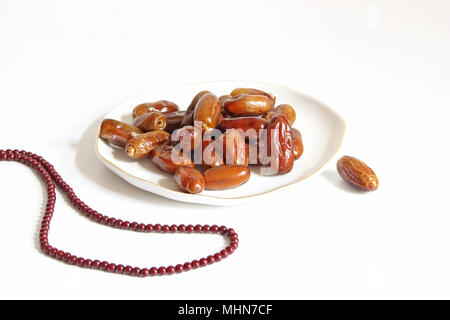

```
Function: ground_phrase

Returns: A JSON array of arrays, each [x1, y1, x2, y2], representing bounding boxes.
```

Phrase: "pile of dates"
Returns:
[[100, 88, 304, 194]]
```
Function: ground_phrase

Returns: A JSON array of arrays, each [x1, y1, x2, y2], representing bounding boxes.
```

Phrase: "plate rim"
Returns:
[[95, 80, 346, 201]]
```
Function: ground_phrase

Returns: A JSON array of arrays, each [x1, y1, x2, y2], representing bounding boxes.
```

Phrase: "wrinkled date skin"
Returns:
[[219, 116, 267, 133], [193, 93, 221, 132], [204, 165, 250, 190], [216, 129, 247, 166], [224, 94, 272, 116], [132, 100, 179, 119], [174, 166, 205, 194], [291, 128, 304, 160], [181, 90, 211, 127], [264, 115, 294, 174], [274, 104, 296, 126], [201, 140, 224, 168], [337, 156, 379, 191], [150, 145, 194, 174], [164, 111, 186, 133], [172, 125, 202, 155], [132, 112, 167, 132], [125, 131, 171, 159], [230, 88, 276, 108], [100, 119, 143, 148]]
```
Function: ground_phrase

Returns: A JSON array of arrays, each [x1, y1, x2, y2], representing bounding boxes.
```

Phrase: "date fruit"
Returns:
[[181, 90, 211, 127], [274, 104, 296, 126], [150, 145, 194, 174], [291, 128, 304, 160], [193, 93, 221, 132], [172, 125, 202, 155], [174, 166, 205, 194], [336, 156, 378, 191], [230, 88, 275, 108], [224, 94, 272, 116], [219, 116, 267, 133], [216, 129, 247, 166], [125, 131, 171, 159], [204, 165, 250, 190], [132, 112, 167, 132], [165, 111, 186, 133], [263, 114, 294, 174], [100, 119, 143, 148], [132, 100, 179, 119]]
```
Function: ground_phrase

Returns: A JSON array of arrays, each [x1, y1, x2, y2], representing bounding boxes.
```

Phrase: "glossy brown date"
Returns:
[[201, 139, 224, 168], [264, 115, 294, 174], [150, 145, 194, 174], [274, 104, 296, 126], [174, 166, 205, 194], [204, 165, 250, 190], [291, 128, 304, 160], [172, 125, 202, 154], [193, 93, 221, 132], [181, 90, 211, 127], [216, 129, 247, 166], [132, 112, 167, 132], [132, 100, 179, 119], [224, 94, 272, 116], [164, 111, 186, 133], [100, 119, 143, 148], [230, 88, 275, 108], [337, 156, 378, 191], [125, 131, 171, 159], [219, 116, 267, 133]]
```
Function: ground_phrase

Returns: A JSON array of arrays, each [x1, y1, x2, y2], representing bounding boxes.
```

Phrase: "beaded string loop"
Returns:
[[0, 149, 239, 277]]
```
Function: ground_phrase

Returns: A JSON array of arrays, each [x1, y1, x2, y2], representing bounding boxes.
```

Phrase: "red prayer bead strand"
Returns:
[[0, 149, 239, 277]]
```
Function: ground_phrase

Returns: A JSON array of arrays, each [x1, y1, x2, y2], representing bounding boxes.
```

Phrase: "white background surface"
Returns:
[[0, 0, 449, 299]]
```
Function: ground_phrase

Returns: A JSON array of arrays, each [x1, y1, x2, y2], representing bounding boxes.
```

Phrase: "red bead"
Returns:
[[44, 245, 52, 253], [175, 264, 184, 273], [108, 218, 116, 226], [220, 249, 229, 258], [230, 242, 238, 249], [207, 255, 215, 264], [116, 264, 124, 273], [167, 266, 175, 275], [162, 225, 170, 233], [138, 224, 146, 232], [132, 267, 141, 276], [92, 260, 101, 269], [158, 267, 167, 275], [56, 250, 64, 260], [100, 261, 109, 270], [130, 222, 138, 231], [214, 253, 223, 262], [95, 213, 103, 222], [150, 267, 158, 276], [226, 246, 234, 254], [122, 221, 131, 229], [154, 224, 162, 232], [178, 224, 186, 232], [194, 224, 202, 233], [183, 262, 192, 271], [124, 266, 133, 275], [219, 226, 227, 234], [69, 255, 77, 265], [186, 225, 194, 233], [140, 268, 149, 277], [107, 263, 116, 273], [170, 224, 177, 232], [226, 228, 235, 236], [199, 258, 208, 267], [100, 216, 109, 225], [76, 258, 85, 267], [115, 219, 123, 228], [84, 259, 92, 268], [146, 224, 154, 232], [202, 225, 210, 233], [210, 225, 219, 233], [191, 260, 200, 269]]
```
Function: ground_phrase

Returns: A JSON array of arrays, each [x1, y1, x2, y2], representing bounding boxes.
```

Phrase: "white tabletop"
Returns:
[[1, 0, 449, 299]]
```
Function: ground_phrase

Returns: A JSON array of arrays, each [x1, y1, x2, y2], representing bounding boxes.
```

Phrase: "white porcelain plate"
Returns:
[[95, 81, 345, 206]]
